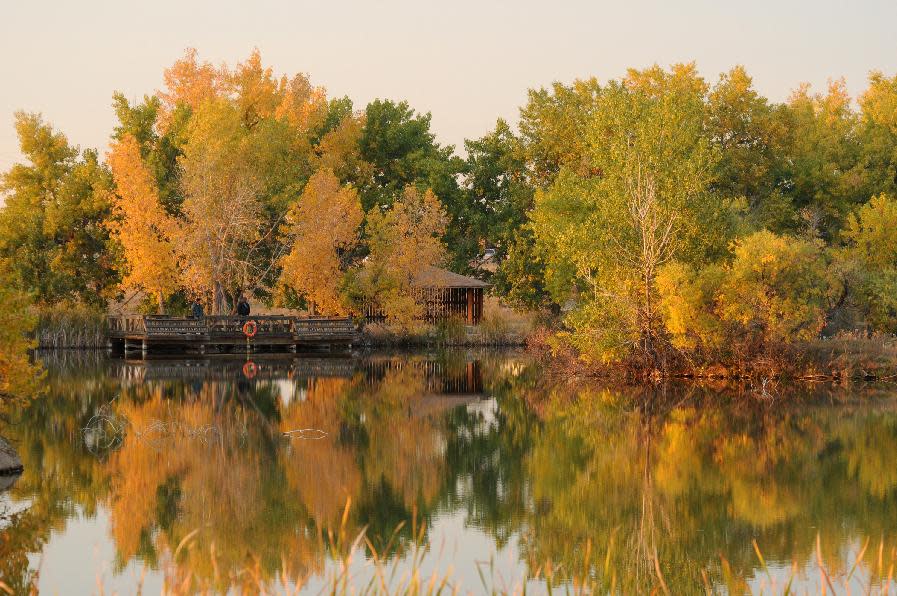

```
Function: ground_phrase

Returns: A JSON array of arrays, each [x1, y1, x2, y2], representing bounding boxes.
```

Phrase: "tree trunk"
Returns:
[[156, 291, 165, 315]]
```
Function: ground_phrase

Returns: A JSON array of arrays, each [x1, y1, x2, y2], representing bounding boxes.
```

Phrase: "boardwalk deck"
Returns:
[[107, 315, 358, 354]]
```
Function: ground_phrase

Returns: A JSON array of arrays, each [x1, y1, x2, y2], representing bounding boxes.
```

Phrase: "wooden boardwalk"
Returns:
[[107, 315, 358, 355]]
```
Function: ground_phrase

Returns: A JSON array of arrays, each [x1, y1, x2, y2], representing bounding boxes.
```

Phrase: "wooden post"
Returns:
[[141, 339, 148, 358], [477, 288, 483, 325], [466, 288, 474, 325]]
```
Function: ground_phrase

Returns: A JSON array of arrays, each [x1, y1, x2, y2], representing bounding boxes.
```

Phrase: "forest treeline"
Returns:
[[3, 50, 897, 372]]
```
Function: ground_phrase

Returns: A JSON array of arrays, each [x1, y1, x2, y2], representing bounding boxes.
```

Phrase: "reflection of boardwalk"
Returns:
[[110, 356, 359, 383], [107, 355, 486, 396]]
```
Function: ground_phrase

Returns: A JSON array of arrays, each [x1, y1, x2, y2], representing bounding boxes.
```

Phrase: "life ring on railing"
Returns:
[[242, 320, 258, 338], [242, 361, 258, 379]]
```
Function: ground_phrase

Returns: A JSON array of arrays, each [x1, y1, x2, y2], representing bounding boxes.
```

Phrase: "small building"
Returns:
[[363, 266, 489, 325]]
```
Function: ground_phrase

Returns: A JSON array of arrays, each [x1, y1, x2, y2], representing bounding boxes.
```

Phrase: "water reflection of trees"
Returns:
[[4, 354, 897, 592], [517, 382, 897, 592], [2, 353, 502, 591]]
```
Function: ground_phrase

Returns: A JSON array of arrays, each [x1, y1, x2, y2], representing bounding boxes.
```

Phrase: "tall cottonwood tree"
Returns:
[[177, 99, 267, 313], [107, 134, 179, 313], [531, 66, 721, 365], [279, 169, 363, 315]]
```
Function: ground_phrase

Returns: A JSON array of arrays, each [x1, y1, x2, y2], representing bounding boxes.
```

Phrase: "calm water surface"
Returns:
[[2, 350, 897, 593]]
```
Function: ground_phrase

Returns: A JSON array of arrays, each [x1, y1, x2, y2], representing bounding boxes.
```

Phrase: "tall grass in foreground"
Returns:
[[34, 304, 107, 349], [67, 500, 897, 594]]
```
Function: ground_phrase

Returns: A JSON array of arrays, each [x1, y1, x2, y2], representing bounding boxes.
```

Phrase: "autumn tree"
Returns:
[[0, 267, 41, 414], [111, 92, 187, 214], [279, 169, 363, 314], [176, 99, 267, 313], [107, 134, 179, 313], [357, 186, 448, 326], [658, 232, 838, 354]]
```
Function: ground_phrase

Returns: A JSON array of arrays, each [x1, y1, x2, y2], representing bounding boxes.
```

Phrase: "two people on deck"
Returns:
[[190, 296, 250, 318]]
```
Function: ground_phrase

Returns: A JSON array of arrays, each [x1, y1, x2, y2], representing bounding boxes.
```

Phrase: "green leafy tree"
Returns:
[[858, 72, 897, 199], [463, 119, 534, 271], [0, 112, 117, 307], [531, 67, 723, 365], [841, 193, 897, 331], [707, 66, 795, 232], [357, 100, 471, 269], [782, 80, 865, 236]]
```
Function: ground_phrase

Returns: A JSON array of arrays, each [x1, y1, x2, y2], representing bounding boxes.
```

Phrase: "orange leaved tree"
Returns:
[[107, 134, 179, 313], [279, 169, 363, 315]]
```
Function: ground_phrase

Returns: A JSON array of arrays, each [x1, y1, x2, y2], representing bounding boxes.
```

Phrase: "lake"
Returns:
[[1, 349, 896, 594]]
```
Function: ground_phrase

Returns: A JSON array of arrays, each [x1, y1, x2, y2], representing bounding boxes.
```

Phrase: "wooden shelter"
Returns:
[[363, 266, 489, 325]]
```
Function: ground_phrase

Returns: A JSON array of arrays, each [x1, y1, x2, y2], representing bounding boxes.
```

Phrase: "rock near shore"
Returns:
[[0, 435, 23, 476]]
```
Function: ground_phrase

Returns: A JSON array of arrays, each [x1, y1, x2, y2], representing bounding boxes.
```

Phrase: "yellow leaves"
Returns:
[[860, 71, 897, 130], [157, 48, 223, 131], [313, 114, 371, 181], [279, 169, 363, 315], [158, 48, 329, 137], [274, 74, 328, 134], [0, 268, 40, 412], [361, 186, 449, 326], [107, 134, 179, 309], [843, 193, 897, 268]]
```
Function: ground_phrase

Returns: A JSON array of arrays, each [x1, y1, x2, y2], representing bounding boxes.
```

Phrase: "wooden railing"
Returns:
[[294, 317, 357, 337], [107, 315, 147, 336], [206, 315, 294, 338], [145, 317, 207, 337]]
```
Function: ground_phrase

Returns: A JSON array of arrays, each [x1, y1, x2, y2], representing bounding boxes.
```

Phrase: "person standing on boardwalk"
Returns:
[[236, 295, 250, 317], [191, 301, 204, 319]]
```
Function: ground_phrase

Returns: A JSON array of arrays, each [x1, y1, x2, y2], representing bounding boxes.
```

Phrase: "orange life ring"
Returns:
[[242, 320, 258, 338], [242, 361, 258, 379]]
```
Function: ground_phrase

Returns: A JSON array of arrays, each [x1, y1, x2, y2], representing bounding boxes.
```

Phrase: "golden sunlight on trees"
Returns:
[[107, 134, 179, 313], [157, 48, 222, 131], [279, 169, 363, 315], [359, 186, 448, 326]]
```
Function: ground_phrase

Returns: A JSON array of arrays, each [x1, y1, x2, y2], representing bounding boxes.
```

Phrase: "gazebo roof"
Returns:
[[412, 266, 490, 289]]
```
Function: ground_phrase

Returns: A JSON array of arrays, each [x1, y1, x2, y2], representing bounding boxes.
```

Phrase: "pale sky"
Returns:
[[2, 0, 896, 171]]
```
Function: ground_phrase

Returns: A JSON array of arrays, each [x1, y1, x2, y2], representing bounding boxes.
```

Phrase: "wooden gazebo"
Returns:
[[363, 266, 489, 325]]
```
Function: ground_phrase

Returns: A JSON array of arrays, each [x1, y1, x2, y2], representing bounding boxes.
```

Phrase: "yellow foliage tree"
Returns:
[[361, 186, 448, 326], [177, 99, 266, 313], [0, 267, 41, 413], [313, 113, 371, 182], [107, 134, 179, 313], [157, 48, 224, 130], [279, 169, 363, 315]]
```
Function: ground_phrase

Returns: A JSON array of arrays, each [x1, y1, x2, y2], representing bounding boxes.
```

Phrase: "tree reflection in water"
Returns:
[[1, 350, 897, 592]]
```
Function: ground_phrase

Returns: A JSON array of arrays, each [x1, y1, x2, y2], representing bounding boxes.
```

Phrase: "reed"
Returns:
[[34, 304, 107, 349]]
